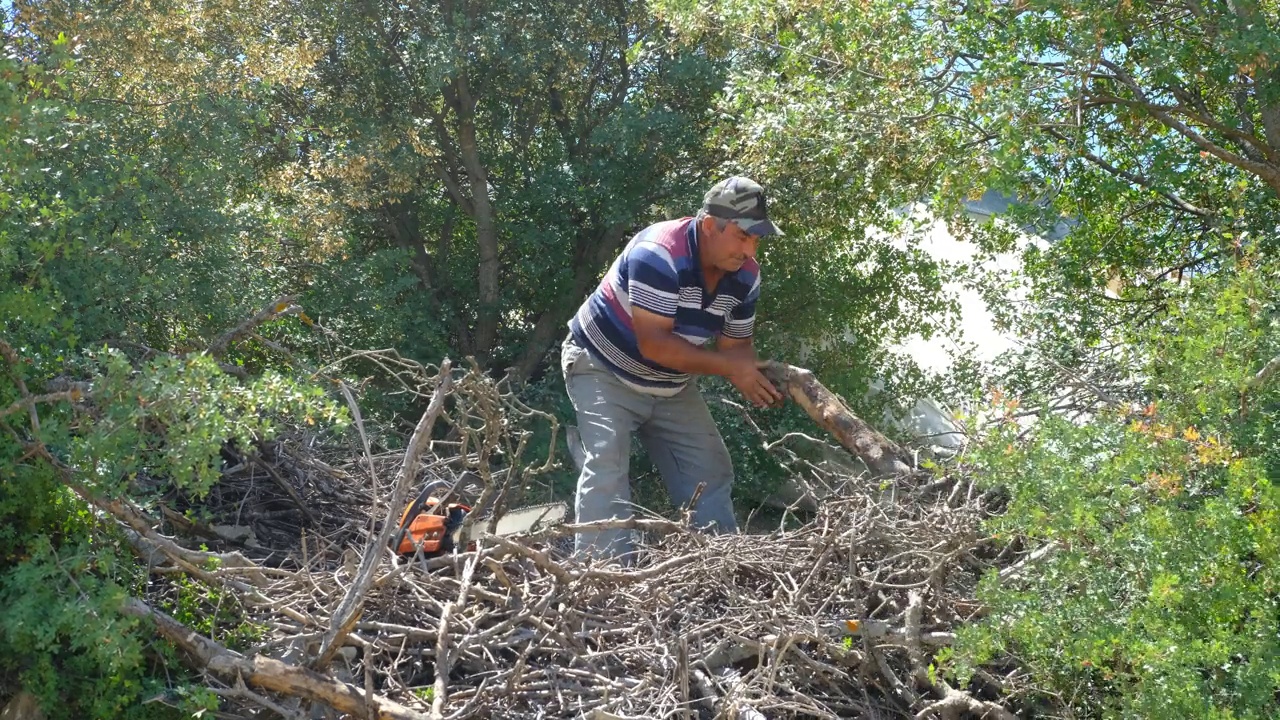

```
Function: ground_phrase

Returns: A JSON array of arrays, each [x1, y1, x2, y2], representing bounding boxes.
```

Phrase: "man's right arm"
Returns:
[[624, 239, 780, 407], [632, 307, 781, 408]]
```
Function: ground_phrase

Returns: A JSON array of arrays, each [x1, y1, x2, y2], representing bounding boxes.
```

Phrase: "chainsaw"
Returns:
[[391, 481, 567, 558]]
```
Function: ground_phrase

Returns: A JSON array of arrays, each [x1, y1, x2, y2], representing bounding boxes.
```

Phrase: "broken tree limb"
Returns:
[[121, 598, 428, 720], [997, 542, 1060, 583], [252, 455, 320, 526], [431, 552, 481, 719], [915, 686, 1019, 720], [901, 590, 1020, 720], [760, 361, 913, 476], [0, 388, 88, 421], [313, 359, 454, 669], [206, 294, 300, 358], [27, 439, 276, 592]]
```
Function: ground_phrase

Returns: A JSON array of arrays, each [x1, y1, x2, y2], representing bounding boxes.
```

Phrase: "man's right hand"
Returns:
[[633, 307, 784, 407], [727, 356, 783, 408]]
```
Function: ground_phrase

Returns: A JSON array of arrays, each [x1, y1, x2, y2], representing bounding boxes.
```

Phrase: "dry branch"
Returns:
[[251, 453, 320, 526], [761, 360, 914, 475], [1246, 353, 1280, 390], [206, 294, 300, 358], [0, 388, 88, 420], [430, 553, 480, 719], [5, 317, 1032, 719], [916, 687, 1020, 720], [121, 598, 429, 720], [998, 542, 1060, 582], [313, 358, 455, 669]]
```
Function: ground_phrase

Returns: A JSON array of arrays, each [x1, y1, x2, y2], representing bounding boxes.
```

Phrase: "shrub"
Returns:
[[945, 260, 1280, 718]]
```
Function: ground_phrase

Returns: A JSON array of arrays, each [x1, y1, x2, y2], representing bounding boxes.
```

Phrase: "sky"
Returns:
[[885, 197, 1045, 380]]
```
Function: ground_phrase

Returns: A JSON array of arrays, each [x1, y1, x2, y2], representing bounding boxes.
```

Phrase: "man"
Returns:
[[561, 176, 785, 561]]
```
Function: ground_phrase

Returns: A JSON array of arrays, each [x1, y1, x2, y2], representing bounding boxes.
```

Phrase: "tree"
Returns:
[[655, 2, 1280, 715], [286, 0, 728, 380], [948, 256, 1280, 717], [655, 0, 1280, 359], [946, 0, 1280, 383], [2, 5, 338, 716], [3, 0, 319, 357], [654, 0, 979, 407]]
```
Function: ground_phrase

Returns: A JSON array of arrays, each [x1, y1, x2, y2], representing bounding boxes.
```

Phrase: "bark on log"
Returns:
[[761, 361, 913, 476], [121, 598, 428, 720]]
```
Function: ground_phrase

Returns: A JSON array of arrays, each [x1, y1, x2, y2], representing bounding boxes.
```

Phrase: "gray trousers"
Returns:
[[561, 337, 738, 561]]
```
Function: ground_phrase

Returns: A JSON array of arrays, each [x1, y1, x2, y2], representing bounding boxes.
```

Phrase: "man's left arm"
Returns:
[[717, 334, 757, 361]]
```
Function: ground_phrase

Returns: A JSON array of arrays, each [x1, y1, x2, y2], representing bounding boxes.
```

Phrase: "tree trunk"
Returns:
[[511, 305, 574, 384], [446, 35, 499, 359], [509, 223, 630, 383], [384, 200, 434, 291], [760, 361, 914, 476]]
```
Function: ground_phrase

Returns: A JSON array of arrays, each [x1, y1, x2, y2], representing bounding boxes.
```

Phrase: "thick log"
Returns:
[[121, 598, 428, 720], [761, 361, 913, 476]]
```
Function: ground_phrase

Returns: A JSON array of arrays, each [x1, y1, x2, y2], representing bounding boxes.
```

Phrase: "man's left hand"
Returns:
[[718, 339, 784, 408]]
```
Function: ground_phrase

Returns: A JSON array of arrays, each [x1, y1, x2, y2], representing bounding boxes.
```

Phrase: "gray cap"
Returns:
[[701, 176, 784, 237]]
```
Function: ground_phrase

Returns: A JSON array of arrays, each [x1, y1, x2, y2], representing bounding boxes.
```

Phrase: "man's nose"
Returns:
[[742, 236, 759, 259]]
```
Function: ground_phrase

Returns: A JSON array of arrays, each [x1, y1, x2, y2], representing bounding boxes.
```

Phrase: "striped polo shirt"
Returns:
[[568, 217, 760, 396]]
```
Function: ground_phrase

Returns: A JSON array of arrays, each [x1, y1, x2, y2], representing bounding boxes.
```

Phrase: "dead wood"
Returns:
[[121, 598, 429, 720], [252, 454, 320, 526], [761, 360, 914, 476], [1246, 352, 1280, 390], [916, 687, 1020, 720], [5, 317, 1032, 719], [206, 294, 300, 358], [313, 358, 455, 669]]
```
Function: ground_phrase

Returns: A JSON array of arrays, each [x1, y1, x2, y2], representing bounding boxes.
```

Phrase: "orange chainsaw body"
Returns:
[[395, 497, 471, 556]]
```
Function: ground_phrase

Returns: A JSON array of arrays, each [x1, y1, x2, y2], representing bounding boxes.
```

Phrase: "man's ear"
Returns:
[[698, 213, 717, 237]]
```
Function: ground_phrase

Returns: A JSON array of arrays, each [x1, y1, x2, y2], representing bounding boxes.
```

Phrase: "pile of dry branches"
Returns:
[[7, 298, 1024, 719]]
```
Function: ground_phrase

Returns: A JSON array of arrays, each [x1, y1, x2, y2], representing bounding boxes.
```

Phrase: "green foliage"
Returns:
[[1, 350, 346, 717], [655, 0, 974, 405], [0, 448, 206, 720], [65, 350, 348, 498], [946, 261, 1280, 718], [166, 573, 266, 653], [942, 0, 1280, 407], [3, 4, 317, 369], [8, 1, 1280, 718], [0, 533, 153, 718], [292, 0, 729, 374], [1, 347, 346, 717]]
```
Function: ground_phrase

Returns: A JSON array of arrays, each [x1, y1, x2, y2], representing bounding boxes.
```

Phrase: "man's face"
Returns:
[[700, 215, 761, 273]]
